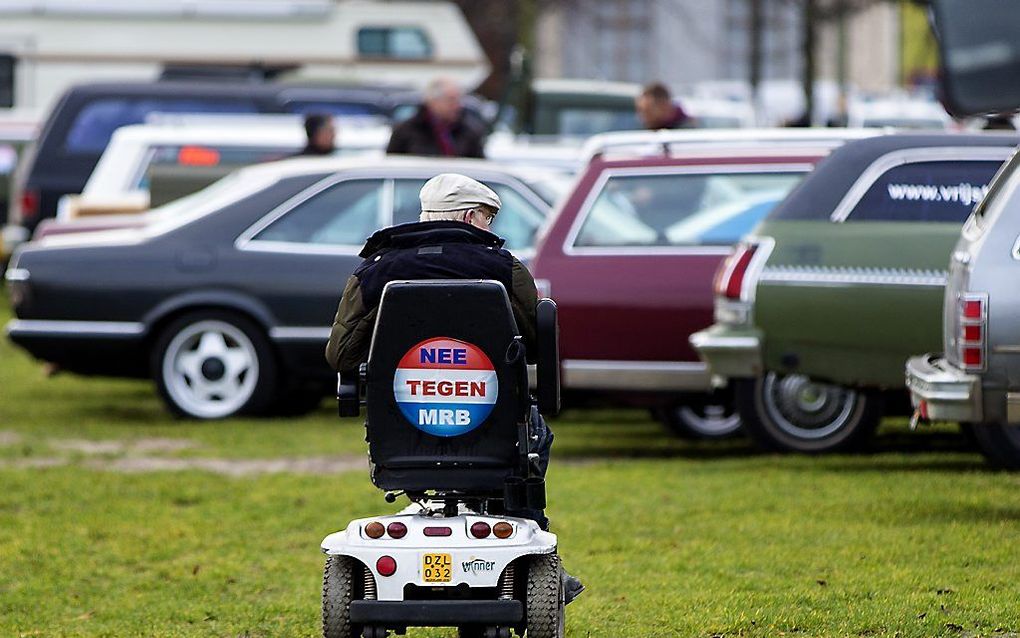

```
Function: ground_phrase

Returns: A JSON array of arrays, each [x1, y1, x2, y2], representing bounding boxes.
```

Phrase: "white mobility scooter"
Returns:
[[321, 280, 565, 638]]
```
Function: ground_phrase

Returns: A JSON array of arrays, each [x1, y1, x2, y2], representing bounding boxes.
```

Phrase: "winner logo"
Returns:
[[393, 337, 497, 437]]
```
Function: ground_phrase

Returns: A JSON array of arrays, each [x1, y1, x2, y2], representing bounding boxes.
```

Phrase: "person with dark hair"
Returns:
[[635, 82, 692, 130], [296, 113, 336, 156], [386, 78, 486, 158]]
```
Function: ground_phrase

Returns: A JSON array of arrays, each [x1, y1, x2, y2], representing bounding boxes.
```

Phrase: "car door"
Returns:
[[233, 176, 388, 379], [532, 159, 807, 391], [755, 149, 1010, 387]]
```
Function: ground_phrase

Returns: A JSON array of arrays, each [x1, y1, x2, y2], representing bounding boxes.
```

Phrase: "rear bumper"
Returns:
[[905, 354, 982, 422], [689, 325, 762, 379], [5, 319, 149, 376], [349, 600, 523, 626]]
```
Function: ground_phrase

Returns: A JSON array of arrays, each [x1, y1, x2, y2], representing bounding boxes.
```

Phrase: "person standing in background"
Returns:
[[386, 78, 486, 158], [295, 113, 336, 156], [635, 82, 693, 130]]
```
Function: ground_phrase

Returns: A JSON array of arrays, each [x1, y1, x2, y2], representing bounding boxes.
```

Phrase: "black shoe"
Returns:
[[562, 570, 585, 605]]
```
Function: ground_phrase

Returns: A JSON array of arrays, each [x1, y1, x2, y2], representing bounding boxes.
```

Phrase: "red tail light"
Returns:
[[470, 522, 491, 539], [376, 556, 397, 577], [958, 293, 987, 372], [386, 522, 407, 539], [714, 243, 759, 300], [20, 189, 39, 221]]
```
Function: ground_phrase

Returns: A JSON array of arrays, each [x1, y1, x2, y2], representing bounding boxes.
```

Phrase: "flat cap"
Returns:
[[419, 173, 502, 213]]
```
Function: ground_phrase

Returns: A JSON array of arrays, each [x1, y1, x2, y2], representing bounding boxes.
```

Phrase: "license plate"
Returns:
[[421, 553, 452, 583]]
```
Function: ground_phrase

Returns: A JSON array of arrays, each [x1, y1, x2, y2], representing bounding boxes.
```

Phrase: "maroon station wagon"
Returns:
[[530, 130, 874, 437]]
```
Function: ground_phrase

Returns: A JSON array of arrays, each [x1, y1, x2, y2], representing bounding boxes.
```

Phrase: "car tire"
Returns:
[[654, 389, 743, 439], [735, 373, 883, 453], [153, 311, 277, 419], [970, 423, 1020, 470], [526, 553, 564, 638], [322, 555, 361, 638], [271, 386, 325, 417]]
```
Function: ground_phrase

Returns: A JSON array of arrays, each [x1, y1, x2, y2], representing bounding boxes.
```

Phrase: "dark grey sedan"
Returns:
[[4, 156, 568, 419]]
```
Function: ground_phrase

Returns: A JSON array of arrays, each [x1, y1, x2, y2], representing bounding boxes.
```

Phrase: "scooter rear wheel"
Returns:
[[322, 555, 362, 638], [526, 553, 564, 638]]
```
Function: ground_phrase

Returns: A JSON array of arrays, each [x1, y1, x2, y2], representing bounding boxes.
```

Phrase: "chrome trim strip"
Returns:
[[740, 235, 775, 302], [561, 359, 711, 391], [562, 164, 813, 257], [992, 345, 1020, 354], [5, 319, 145, 336], [829, 147, 1014, 223], [759, 265, 947, 287], [269, 326, 332, 341], [4, 268, 30, 282]]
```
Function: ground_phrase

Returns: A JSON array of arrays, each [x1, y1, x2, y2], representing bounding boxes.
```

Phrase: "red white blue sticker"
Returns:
[[393, 337, 498, 437]]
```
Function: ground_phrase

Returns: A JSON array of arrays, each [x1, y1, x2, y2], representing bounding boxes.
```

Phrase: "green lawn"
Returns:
[[1, 292, 1018, 637]]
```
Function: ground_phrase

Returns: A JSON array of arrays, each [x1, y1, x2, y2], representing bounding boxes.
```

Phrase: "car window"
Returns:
[[357, 27, 432, 60], [573, 171, 803, 248], [64, 98, 260, 155], [846, 160, 1004, 222], [392, 178, 546, 251], [135, 144, 296, 189], [557, 108, 641, 136], [253, 179, 383, 245]]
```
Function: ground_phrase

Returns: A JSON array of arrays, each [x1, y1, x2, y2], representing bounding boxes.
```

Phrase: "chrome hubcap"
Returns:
[[676, 402, 742, 436], [761, 372, 856, 439], [162, 320, 258, 419]]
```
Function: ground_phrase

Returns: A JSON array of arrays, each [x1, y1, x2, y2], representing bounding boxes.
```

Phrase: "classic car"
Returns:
[[530, 128, 876, 438], [692, 134, 1015, 452], [5, 156, 567, 419], [906, 147, 1020, 469]]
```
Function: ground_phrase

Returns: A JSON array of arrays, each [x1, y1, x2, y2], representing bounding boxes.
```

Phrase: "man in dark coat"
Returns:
[[386, 78, 486, 158], [325, 173, 582, 603], [635, 82, 694, 130], [294, 113, 336, 156]]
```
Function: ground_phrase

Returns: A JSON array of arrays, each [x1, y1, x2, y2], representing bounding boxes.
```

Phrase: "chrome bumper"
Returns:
[[689, 325, 762, 379], [905, 354, 982, 423]]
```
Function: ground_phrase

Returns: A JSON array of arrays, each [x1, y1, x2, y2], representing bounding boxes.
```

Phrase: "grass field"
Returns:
[[1, 292, 1019, 637]]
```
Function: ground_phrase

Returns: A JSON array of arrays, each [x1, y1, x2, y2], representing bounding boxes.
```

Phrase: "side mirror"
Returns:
[[535, 298, 560, 417], [931, 0, 1020, 117]]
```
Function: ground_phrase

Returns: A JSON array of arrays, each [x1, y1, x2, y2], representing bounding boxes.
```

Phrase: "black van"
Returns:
[[3, 80, 396, 249]]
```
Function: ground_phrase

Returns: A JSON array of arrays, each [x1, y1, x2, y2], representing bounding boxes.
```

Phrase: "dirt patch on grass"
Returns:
[[0, 430, 22, 446], [48, 437, 198, 455], [88, 455, 366, 476]]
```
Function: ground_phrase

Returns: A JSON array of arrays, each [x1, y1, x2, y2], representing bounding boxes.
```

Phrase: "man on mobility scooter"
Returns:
[[321, 174, 582, 638]]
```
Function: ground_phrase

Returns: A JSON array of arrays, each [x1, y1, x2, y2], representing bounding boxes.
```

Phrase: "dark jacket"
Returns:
[[386, 106, 486, 158], [325, 221, 537, 373]]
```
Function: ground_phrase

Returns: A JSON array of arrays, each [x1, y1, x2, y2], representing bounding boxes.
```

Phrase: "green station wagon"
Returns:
[[692, 134, 1015, 452]]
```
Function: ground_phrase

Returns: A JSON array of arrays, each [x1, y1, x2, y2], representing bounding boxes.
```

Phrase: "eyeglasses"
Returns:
[[475, 209, 497, 225]]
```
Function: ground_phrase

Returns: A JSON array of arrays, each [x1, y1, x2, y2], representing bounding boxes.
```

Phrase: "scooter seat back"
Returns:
[[364, 280, 528, 493]]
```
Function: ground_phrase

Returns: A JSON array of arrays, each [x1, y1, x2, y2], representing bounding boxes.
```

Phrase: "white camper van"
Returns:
[[0, 0, 489, 117]]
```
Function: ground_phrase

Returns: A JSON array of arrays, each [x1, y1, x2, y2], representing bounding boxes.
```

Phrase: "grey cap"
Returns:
[[419, 173, 502, 213]]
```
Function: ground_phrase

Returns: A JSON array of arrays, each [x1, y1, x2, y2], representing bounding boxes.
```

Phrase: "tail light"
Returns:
[[713, 242, 759, 300], [20, 189, 40, 221], [386, 522, 407, 539], [364, 521, 385, 539], [376, 556, 397, 577], [470, 522, 491, 539], [423, 526, 452, 537], [958, 293, 987, 372], [492, 522, 514, 539]]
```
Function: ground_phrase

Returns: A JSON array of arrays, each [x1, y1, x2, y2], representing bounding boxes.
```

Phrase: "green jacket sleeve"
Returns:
[[510, 257, 539, 363], [325, 275, 378, 373]]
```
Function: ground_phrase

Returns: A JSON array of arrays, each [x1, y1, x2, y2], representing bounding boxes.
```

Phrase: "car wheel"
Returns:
[[735, 372, 883, 453], [655, 390, 743, 439], [322, 555, 362, 638], [970, 424, 1020, 470], [153, 311, 277, 419], [526, 553, 564, 638]]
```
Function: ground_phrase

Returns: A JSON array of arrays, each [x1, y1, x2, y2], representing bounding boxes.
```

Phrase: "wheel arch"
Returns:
[[141, 290, 278, 347]]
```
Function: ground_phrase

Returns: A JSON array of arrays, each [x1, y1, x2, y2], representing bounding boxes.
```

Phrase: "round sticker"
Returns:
[[393, 337, 498, 437]]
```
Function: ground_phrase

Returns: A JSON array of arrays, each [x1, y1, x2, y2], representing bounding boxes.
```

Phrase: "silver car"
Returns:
[[906, 147, 1020, 468]]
